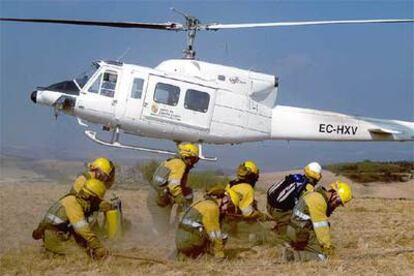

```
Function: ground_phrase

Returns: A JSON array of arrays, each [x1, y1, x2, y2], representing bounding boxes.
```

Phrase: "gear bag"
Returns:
[[267, 174, 307, 211]]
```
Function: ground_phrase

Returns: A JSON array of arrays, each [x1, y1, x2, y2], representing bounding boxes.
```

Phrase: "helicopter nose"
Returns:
[[30, 90, 37, 103]]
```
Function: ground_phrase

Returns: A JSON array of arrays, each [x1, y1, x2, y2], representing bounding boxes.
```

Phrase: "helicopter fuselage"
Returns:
[[31, 59, 414, 146]]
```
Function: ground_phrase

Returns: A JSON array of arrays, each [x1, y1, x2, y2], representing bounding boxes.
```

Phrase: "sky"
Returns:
[[0, 0, 413, 172]]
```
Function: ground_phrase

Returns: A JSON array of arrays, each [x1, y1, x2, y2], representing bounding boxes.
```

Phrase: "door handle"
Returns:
[[112, 99, 118, 106]]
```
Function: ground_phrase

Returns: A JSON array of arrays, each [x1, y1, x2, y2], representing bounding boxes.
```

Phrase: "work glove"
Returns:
[[32, 222, 47, 240], [99, 200, 115, 212], [32, 227, 44, 240], [322, 245, 335, 258], [174, 194, 189, 210], [92, 246, 109, 260]]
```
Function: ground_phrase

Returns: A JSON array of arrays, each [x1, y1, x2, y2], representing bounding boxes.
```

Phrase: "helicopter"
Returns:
[[1, 11, 413, 161]]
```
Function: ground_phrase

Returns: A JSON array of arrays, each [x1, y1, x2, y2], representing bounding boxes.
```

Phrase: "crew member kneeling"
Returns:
[[32, 179, 109, 260], [176, 187, 228, 259], [284, 181, 352, 262]]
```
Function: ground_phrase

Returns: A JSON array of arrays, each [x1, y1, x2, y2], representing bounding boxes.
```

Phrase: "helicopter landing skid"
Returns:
[[84, 130, 217, 161]]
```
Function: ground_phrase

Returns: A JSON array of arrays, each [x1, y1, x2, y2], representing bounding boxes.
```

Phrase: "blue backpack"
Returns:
[[267, 174, 308, 210]]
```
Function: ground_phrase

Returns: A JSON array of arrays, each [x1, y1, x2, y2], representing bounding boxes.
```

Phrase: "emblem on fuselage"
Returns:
[[151, 103, 159, 114]]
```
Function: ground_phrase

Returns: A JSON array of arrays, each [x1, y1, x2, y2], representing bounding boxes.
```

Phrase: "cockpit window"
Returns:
[[100, 72, 118, 97], [87, 71, 118, 98], [75, 63, 100, 88]]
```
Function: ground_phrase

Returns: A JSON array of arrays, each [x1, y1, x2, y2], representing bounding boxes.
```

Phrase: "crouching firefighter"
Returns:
[[32, 179, 110, 260], [147, 142, 200, 235], [284, 181, 352, 262], [70, 157, 124, 238], [267, 162, 322, 242], [71, 157, 115, 213], [176, 186, 228, 259], [222, 160, 264, 221]]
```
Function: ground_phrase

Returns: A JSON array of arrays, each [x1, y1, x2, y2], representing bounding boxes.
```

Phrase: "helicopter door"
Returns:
[[143, 75, 214, 130], [142, 76, 184, 125], [123, 72, 146, 121], [78, 70, 119, 123]]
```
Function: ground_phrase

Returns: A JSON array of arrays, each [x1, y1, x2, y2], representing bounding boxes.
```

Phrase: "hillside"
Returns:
[[1, 158, 413, 275]]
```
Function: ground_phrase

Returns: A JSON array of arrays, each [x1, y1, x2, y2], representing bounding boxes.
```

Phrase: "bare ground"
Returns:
[[0, 167, 413, 275]]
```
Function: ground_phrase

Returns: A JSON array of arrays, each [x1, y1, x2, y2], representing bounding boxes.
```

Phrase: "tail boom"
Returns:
[[271, 105, 414, 142]]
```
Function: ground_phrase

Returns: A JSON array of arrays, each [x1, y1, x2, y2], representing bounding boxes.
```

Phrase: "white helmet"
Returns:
[[304, 162, 322, 182]]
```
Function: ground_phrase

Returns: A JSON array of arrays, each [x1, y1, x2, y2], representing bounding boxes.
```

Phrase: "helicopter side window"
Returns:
[[100, 72, 118, 98], [131, 78, 144, 99], [184, 89, 210, 113], [154, 83, 180, 106]]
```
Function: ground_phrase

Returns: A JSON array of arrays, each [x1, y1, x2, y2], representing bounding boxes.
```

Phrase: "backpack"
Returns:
[[267, 174, 308, 211], [150, 161, 171, 190]]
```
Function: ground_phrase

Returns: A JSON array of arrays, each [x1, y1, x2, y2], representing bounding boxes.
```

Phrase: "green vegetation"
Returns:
[[137, 160, 160, 184], [326, 160, 413, 183], [187, 170, 229, 191], [137, 160, 229, 190]]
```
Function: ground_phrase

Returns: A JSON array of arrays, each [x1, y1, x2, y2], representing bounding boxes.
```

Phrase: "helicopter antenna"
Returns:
[[171, 7, 200, 59], [117, 46, 131, 62]]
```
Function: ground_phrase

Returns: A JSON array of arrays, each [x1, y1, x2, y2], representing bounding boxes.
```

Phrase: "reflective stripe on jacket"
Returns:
[[42, 195, 103, 250], [165, 158, 190, 196]]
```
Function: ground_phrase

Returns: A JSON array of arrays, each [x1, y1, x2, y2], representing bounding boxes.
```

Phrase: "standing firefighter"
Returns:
[[284, 181, 352, 262], [147, 142, 200, 235], [32, 179, 109, 260], [176, 186, 228, 259], [267, 162, 322, 241], [223, 160, 263, 219]]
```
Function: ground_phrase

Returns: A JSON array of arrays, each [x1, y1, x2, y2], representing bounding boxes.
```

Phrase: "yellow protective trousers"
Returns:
[[43, 229, 84, 255]]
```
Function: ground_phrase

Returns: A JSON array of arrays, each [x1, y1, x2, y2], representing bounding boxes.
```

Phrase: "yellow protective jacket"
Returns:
[[291, 189, 331, 249], [225, 182, 260, 219], [180, 199, 225, 257], [42, 194, 104, 251], [164, 158, 191, 204]]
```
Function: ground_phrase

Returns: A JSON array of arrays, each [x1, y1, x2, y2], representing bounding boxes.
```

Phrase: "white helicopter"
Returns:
[[1, 12, 413, 160]]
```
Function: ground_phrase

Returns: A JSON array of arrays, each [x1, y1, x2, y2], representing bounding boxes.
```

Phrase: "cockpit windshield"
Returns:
[[74, 63, 100, 88]]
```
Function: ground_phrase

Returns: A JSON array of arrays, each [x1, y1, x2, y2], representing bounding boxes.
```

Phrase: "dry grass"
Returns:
[[1, 176, 414, 275]]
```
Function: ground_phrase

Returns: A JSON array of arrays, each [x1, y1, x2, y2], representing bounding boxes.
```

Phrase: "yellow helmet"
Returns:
[[237, 160, 259, 178], [81, 179, 106, 200], [177, 143, 199, 158], [304, 162, 322, 182], [330, 181, 352, 205], [88, 157, 114, 176]]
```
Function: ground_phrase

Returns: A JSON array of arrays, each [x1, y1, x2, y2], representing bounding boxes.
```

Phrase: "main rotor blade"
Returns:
[[206, 19, 414, 30], [0, 17, 183, 30]]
